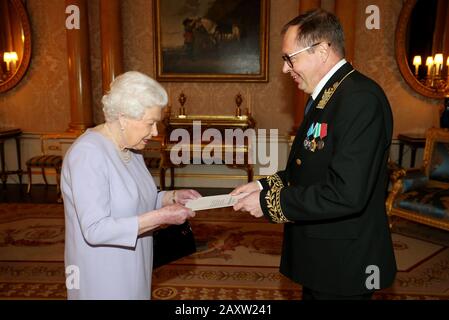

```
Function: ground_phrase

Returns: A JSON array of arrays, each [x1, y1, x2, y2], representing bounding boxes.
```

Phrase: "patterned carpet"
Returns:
[[0, 203, 448, 300]]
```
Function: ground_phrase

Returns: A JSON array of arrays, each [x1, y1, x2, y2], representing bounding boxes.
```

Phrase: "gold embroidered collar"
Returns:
[[316, 69, 355, 109]]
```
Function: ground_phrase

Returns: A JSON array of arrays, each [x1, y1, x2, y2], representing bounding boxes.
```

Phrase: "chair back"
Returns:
[[423, 128, 449, 183]]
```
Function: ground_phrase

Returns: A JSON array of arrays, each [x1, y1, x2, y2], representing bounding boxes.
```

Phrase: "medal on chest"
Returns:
[[304, 122, 327, 152]]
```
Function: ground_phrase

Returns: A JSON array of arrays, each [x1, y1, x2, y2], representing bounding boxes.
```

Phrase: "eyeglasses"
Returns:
[[282, 42, 331, 68]]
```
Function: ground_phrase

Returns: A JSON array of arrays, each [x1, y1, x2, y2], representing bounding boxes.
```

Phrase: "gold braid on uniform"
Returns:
[[265, 188, 290, 223], [264, 174, 290, 223], [266, 173, 284, 190]]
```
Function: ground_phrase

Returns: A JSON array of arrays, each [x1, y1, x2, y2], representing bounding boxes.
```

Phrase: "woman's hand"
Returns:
[[174, 189, 202, 205], [159, 204, 196, 225], [138, 204, 195, 235], [163, 189, 202, 206]]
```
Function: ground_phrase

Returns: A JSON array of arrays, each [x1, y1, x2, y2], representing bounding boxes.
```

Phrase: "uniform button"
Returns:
[[296, 158, 302, 166]]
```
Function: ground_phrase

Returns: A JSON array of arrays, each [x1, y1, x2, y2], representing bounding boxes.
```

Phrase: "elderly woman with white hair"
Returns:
[[61, 71, 201, 299]]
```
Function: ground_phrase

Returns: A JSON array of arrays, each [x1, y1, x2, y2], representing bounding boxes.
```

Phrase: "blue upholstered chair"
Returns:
[[386, 128, 449, 231]]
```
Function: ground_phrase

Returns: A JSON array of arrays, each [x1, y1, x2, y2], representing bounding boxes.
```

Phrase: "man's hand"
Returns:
[[230, 181, 261, 196], [233, 191, 263, 218]]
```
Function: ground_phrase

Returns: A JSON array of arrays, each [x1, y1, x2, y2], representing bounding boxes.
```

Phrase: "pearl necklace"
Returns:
[[104, 123, 132, 163]]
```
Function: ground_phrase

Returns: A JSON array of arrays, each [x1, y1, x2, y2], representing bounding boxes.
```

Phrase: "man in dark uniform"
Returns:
[[232, 9, 396, 300]]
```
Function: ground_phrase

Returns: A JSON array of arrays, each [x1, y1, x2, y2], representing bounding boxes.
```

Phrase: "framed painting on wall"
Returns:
[[153, 0, 269, 82]]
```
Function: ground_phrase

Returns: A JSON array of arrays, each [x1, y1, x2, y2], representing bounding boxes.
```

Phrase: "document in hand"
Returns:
[[185, 193, 250, 211]]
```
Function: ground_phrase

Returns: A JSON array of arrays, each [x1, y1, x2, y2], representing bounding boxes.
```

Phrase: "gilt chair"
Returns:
[[386, 128, 449, 231]]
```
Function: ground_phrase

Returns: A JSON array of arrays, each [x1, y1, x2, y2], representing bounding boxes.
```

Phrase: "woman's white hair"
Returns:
[[102, 71, 168, 121]]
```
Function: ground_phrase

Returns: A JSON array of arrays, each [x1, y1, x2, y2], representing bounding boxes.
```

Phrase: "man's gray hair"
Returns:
[[102, 71, 168, 121]]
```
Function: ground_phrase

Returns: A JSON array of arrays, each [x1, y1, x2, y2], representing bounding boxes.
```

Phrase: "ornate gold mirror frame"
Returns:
[[0, 0, 32, 93], [395, 0, 448, 99]]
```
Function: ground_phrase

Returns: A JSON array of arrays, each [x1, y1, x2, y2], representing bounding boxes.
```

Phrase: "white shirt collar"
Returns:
[[311, 59, 347, 100]]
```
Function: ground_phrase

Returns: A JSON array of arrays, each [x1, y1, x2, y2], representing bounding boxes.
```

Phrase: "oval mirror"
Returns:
[[395, 0, 449, 99], [0, 0, 32, 93]]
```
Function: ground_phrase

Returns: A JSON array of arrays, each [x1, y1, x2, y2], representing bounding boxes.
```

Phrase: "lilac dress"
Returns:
[[61, 130, 165, 300]]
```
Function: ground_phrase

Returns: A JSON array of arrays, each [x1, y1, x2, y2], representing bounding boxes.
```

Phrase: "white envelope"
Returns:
[[185, 193, 249, 211]]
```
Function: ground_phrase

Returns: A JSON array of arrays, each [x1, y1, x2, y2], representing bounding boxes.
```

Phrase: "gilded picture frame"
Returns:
[[154, 0, 269, 82]]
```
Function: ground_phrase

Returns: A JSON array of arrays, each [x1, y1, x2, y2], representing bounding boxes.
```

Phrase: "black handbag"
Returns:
[[153, 220, 196, 268]]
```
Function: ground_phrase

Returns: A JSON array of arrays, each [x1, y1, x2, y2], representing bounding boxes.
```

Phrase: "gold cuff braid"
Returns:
[[265, 186, 290, 224], [266, 173, 284, 190]]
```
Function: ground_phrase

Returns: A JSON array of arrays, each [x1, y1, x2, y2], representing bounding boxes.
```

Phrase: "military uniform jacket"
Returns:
[[259, 63, 397, 296]]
